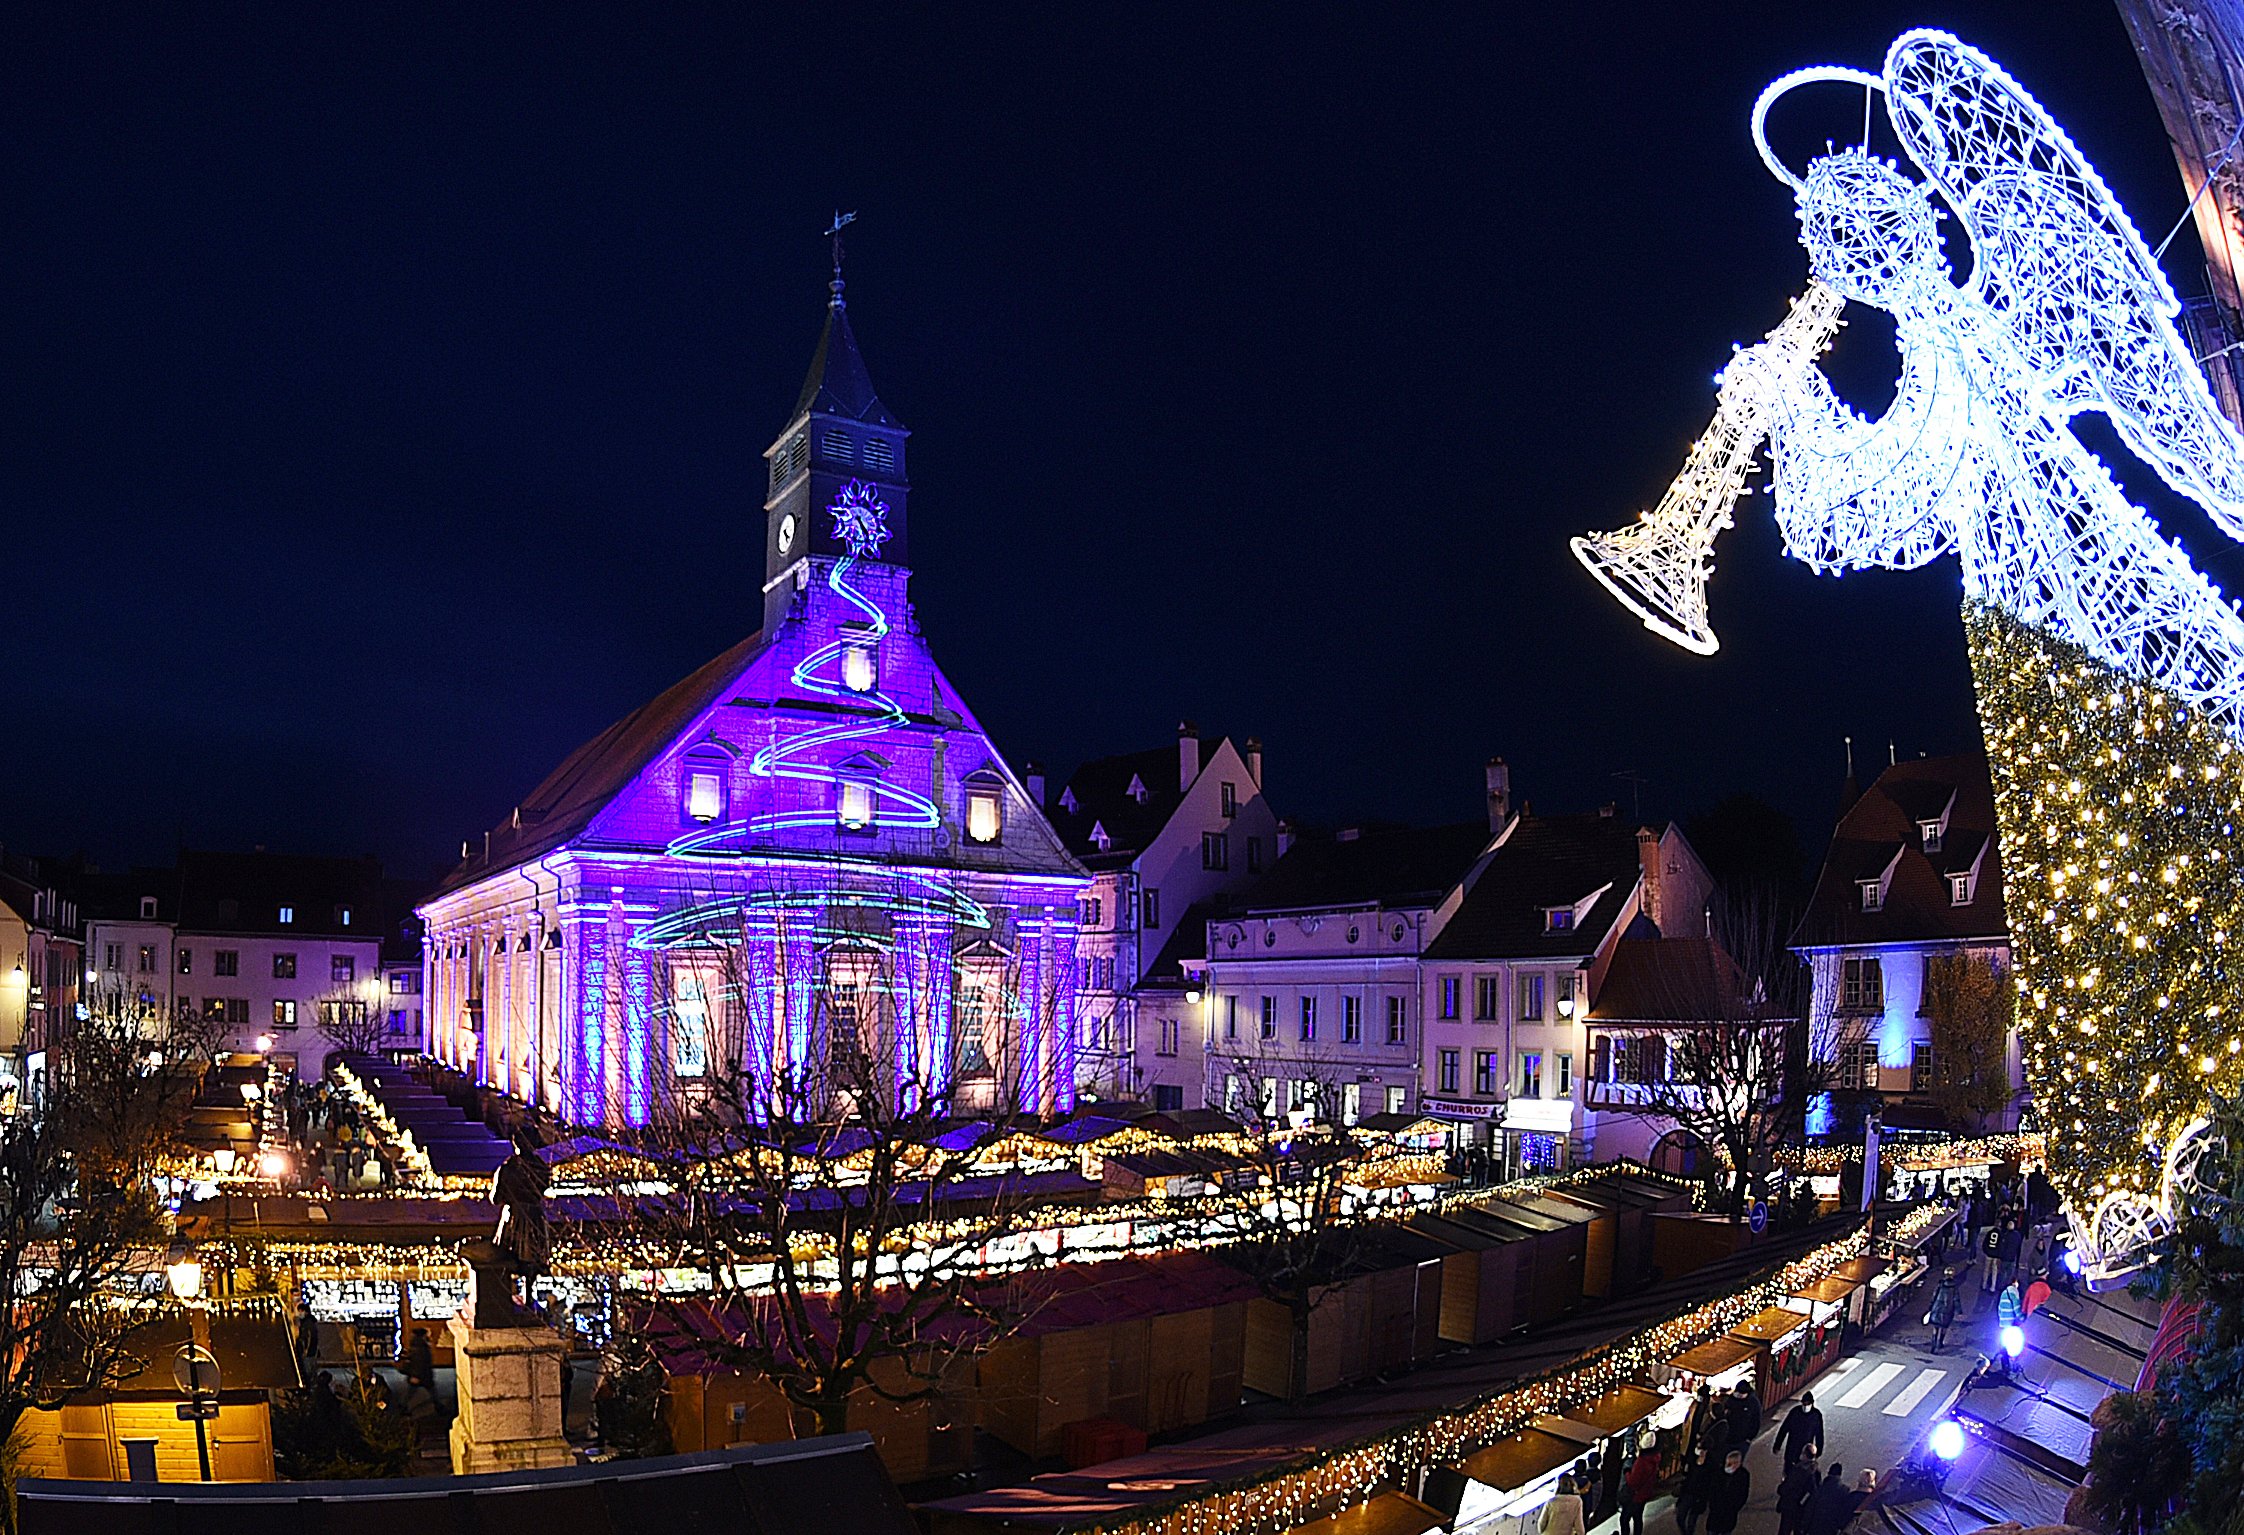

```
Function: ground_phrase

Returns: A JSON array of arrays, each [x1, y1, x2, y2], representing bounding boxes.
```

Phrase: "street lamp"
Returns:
[[254, 1034, 273, 1053], [163, 1239, 217, 1481]]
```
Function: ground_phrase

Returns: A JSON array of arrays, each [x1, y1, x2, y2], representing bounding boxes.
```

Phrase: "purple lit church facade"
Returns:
[[418, 283, 1088, 1129]]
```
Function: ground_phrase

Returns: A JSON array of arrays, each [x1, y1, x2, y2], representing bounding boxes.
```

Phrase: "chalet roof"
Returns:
[[1423, 813, 1657, 961], [1241, 823, 1490, 912], [1794, 751, 2010, 949], [428, 631, 765, 899], [18, 1435, 916, 1535], [791, 301, 902, 428], [1048, 739, 1221, 865]]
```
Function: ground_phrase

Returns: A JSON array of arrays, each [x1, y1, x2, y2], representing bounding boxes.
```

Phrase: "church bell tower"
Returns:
[[762, 251, 910, 637]]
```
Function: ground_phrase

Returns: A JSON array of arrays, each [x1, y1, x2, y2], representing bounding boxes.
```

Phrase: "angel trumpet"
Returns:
[[1572, 282, 1846, 654]]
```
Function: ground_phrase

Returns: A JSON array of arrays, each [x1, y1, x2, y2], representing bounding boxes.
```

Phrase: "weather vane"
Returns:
[[824, 210, 857, 305]]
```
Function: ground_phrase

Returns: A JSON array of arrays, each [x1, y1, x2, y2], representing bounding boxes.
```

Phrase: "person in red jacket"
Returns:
[[1619, 1433, 1661, 1535]]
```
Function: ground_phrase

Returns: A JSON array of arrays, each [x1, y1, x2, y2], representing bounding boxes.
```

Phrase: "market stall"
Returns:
[[1433, 1426, 1583, 1535], [1727, 1304, 1831, 1405], [1406, 1211, 1529, 1344], [1784, 1272, 1865, 1333]]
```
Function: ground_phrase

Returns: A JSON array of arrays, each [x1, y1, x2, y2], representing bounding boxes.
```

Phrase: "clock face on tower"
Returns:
[[777, 513, 797, 555]]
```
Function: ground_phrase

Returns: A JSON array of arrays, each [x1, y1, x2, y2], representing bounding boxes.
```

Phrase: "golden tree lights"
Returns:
[[1968, 602, 2244, 1261]]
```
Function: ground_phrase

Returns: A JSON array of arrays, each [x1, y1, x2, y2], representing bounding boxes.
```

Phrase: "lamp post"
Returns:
[[210, 1148, 237, 1296], [164, 1239, 216, 1481]]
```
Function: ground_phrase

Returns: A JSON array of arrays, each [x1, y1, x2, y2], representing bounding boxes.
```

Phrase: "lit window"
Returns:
[[1441, 975, 1460, 1019], [1858, 881, 1881, 912], [138, 945, 155, 973], [1545, 906, 1574, 932], [687, 768, 724, 823], [278, 906, 294, 924], [842, 639, 878, 694], [338, 907, 352, 926], [1519, 1051, 1544, 1096], [1911, 1041, 1934, 1093], [177, 949, 193, 976], [838, 779, 875, 832], [274, 1000, 296, 1028], [273, 953, 296, 980], [1950, 872, 1974, 905], [966, 785, 1003, 844], [1299, 996, 1317, 1041], [331, 955, 355, 983], [1919, 820, 1943, 853]]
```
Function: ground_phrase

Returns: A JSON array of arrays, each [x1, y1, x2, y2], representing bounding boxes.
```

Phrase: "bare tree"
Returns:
[[599, 876, 1075, 1439], [312, 990, 393, 1058], [1201, 1040, 1378, 1399], [1921, 950, 2018, 1131], [1605, 888, 1867, 1218], [0, 1002, 216, 1533]]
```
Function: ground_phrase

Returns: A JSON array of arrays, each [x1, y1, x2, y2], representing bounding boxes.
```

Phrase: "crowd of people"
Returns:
[[280, 1078, 410, 1192]]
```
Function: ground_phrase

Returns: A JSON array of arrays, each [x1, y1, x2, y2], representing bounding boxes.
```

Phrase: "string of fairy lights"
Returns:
[[1967, 603, 2244, 1268], [1088, 1226, 1880, 1535]]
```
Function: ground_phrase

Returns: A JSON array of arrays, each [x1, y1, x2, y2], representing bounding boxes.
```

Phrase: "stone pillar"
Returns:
[[447, 1313, 572, 1475]]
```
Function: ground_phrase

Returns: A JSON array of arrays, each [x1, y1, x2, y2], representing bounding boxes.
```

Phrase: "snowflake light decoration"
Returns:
[[1574, 29, 2244, 1280], [828, 479, 891, 557]]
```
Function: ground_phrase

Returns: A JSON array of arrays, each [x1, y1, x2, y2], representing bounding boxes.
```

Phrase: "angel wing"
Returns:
[[1882, 28, 2244, 539]]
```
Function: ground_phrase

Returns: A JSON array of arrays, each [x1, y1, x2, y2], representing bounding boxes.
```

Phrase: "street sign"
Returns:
[[1749, 1200, 1769, 1235], [174, 1401, 221, 1422], [172, 1345, 221, 1396]]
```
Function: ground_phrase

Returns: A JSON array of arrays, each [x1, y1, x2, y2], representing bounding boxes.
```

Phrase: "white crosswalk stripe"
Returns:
[[1821, 1356, 1860, 1379], [1835, 1361, 1905, 1409], [1880, 1368, 1948, 1417]]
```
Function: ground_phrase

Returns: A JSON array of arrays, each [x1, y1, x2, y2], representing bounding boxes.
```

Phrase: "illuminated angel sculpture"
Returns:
[[1573, 30, 2244, 1282]]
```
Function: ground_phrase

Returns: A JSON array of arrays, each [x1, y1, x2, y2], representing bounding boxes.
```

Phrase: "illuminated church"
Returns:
[[420, 270, 1088, 1129]]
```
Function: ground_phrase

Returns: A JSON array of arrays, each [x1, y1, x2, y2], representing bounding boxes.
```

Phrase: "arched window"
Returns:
[[963, 769, 1005, 845], [681, 742, 733, 825]]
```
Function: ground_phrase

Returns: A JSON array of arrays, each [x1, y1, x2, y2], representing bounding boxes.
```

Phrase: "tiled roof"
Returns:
[[1240, 823, 1491, 912], [1794, 751, 2010, 948], [1047, 740, 1220, 865], [428, 631, 766, 899], [1423, 813, 1655, 960], [1587, 937, 1750, 1023]]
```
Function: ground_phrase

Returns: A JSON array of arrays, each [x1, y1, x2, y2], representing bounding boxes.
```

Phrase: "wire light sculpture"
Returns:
[[1574, 29, 2244, 1280]]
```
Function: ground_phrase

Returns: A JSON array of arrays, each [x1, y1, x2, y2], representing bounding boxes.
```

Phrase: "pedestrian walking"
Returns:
[[1995, 1219, 2023, 1292], [1727, 1380, 1762, 1444], [295, 1297, 321, 1371], [1927, 1267, 1961, 1352], [1541, 1474, 1587, 1535], [1777, 1458, 1817, 1535], [1806, 1464, 1855, 1535], [1705, 1450, 1751, 1535], [1683, 1383, 1716, 1462], [1620, 1435, 1659, 1535], [401, 1326, 437, 1414], [1579, 1452, 1603, 1528], [1773, 1391, 1823, 1469]]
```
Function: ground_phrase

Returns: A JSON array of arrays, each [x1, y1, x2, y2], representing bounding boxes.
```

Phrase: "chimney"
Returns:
[[1025, 762, 1046, 807], [1244, 736, 1263, 789], [1637, 827, 1663, 930], [1178, 720, 1199, 793], [1486, 758, 1511, 831]]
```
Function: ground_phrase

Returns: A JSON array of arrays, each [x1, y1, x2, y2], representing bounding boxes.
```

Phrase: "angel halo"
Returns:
[[1573, 29, 2244, 1284]]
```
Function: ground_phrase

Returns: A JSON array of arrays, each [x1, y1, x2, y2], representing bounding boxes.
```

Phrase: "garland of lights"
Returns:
[[1572, 27, 2244, 1276], [1092, 1226, 1877, 1535]]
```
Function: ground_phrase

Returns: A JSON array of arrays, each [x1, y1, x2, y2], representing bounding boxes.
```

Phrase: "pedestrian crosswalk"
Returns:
[[1835, 1361, 1906, 1409], [1880, 1368, 1949, 1417]]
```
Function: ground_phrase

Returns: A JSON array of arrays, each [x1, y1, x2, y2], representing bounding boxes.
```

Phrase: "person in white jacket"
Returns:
[[1541, 1475, 1588, 1535]]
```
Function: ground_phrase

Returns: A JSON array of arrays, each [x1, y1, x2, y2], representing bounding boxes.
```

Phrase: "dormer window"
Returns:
[[1059, 787, 1079, 814], [278, 906, 295, 925], [1919, 819, 1943, 854], [337, 906, 352, 926], [964, 771, 1004, 845], [1125, 774, 1150, 804], [140, 896, 158, 920], [1090, 821, 1113, 853], [1950, 872, 1975, 905], [841, 628, 879, 694], [1857, 881, 1882, 913], [1543, 906, 1575, 933]]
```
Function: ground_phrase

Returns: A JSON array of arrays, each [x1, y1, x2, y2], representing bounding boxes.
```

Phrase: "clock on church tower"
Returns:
[[763, 268, 911, 638]]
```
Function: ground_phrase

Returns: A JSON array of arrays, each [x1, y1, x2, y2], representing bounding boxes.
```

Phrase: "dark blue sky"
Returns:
[[0, 1, 2225, 887]]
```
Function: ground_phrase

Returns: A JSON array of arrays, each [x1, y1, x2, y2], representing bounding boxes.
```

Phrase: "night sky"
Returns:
[[3, 1, 2231, 889]]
